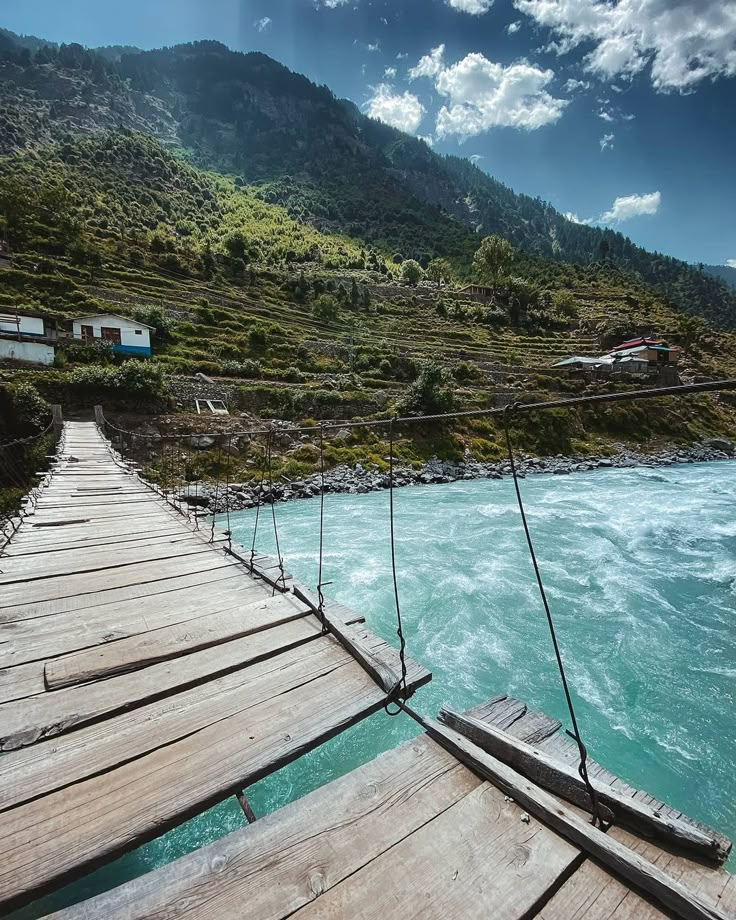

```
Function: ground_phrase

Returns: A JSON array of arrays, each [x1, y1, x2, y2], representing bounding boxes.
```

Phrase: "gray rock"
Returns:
[[189, 435, 216, 450]]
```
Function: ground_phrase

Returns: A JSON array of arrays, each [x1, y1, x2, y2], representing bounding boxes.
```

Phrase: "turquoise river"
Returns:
[[18, 460, 736, 916]]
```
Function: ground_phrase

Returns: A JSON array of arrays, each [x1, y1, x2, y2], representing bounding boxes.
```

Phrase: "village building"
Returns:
[[554, 336, 680, 379], [0, 311, 57, 366], [458, 283, 494, 302], [71, 313, 153, 356]]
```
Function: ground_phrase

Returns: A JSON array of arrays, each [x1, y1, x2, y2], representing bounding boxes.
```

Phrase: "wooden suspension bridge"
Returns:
[[0, 417, 734, 919]]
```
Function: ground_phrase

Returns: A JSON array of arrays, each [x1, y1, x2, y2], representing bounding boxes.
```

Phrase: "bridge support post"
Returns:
[[51, 405, 63, 443], [93, 405, 105, 434]]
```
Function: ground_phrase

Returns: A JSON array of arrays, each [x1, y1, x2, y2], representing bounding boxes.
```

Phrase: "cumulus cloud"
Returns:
[[514, 0, 736, 91], [365, 84, 425, 133], [433, 54, 568, 137], [318, 0, 349, 7], [447, 0, 494, 13], [599, 132, 614, 151], [384, 66, 397, 78], [507, 20, 522, 33], [598, 110, 614, 122], [726, 259, 736, 268], [254, 16, 272, 32], [600, 191, 661, 223], [564, 211, 593, 224], [564, 77, 590, 92], [409, 45, 446, 80]]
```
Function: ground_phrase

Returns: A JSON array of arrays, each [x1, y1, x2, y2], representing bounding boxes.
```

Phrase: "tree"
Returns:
[[312, 294, 339, 323], [399, 361, 455, 415], [350, 277, 360, 308], [426, 258, 453, 287], [473, 235, 515, 295], [401, 259, 423, 286]]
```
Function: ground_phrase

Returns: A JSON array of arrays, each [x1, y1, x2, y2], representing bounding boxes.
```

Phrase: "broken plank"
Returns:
[[407, 709, 730, 920], [439, 707, 727, 863]]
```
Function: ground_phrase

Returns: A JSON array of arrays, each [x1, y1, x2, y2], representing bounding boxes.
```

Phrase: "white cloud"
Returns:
[[726, 259, 736, 268], [599, 132, 614, 151], [597, 110, 614, 122], [254, 16, 272, 32], [384, 66, 397, 78], [507, 20, 522, 33], [470, 153, 485, 161], [319, 0, 349, 7], [514, 0, 736, 91], [367, 41, 380, 52], [365, 84, 425, 133], [433, 54, 568, 137], [600, 191, 661, 223], [447, 0, 494, 13], [409, 44, 446, 80], [564, 211, 593, 225], [397, 51, 408, 60], [564, 77, 590, 92]]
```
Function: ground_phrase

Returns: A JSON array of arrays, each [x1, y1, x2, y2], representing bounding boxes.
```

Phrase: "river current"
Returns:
[[21, 460, 736, 916]]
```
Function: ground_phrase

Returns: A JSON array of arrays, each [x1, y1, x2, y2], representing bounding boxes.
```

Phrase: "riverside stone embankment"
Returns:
[[175, 437, 736, 514]]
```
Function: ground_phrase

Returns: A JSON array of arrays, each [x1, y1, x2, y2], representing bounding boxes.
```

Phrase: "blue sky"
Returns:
[[3, 0, 736, 267]]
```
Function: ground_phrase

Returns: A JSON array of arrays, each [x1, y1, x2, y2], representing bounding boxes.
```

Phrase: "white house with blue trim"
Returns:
[[72, 313, 153, 357]]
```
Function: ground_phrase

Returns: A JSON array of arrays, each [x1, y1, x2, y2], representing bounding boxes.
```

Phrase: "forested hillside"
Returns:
[[1, 30, 735, 326]]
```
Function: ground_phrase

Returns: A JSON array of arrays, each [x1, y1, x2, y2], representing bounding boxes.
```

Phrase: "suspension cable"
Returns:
[[224, 434, 233, 553], [316, 423, 328, 632], [385, 417, 409, 716], [503, 405, 604, 827], [266, 430, 287, 593], [250, 429, 271, 572], [209, 436, 223, 544]]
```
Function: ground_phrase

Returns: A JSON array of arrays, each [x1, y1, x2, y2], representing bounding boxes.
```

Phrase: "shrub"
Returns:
[[220, 359, 261, 378], [65, 360, 167, 405], [399, 361, 455, 416]]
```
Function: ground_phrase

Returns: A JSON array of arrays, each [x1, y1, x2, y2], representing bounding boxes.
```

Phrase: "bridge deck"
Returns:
[[49, 725, 736, 920], [0, 422, 430, 914]]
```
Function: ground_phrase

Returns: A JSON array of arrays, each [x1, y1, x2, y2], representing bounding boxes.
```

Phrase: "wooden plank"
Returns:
[[0, 560, 243, 624], [0, 634, 430, 912], [43, 591, 311, 690], [439, 707, 727, 863], [292, 583, 401, 694], [0, 551, 235, 610], [0, 534, 224, 583], [406, 709, 731, 920], [4, 522, 187, 554], [36, 738, 480, 920], [0, 660, 45, 704], [538, 859, 671, 919], [0, 576, 267, 668], [291, 781, 581, 920]]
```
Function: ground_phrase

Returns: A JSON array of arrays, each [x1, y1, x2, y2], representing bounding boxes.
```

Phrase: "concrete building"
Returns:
[[72, 313, 153, 356]]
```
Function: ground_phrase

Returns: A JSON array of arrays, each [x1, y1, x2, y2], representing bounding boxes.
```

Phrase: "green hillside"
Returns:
[[1, 32, 736, 326]]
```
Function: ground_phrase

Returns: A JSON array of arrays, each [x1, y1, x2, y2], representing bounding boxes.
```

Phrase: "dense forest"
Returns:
[[1, 30, 736, 327]]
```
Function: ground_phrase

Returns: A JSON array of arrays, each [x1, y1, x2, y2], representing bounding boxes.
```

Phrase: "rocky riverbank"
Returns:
[[175, 437, 736, 515]]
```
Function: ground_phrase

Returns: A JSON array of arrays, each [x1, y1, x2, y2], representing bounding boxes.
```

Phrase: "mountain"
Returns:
[[1, 30, 736, 327], [703, 264, 736, 290]]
